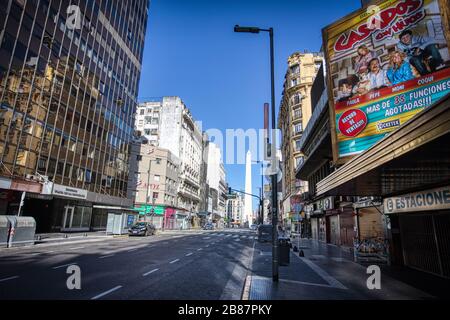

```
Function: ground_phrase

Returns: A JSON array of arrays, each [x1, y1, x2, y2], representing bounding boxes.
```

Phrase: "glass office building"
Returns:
[[0, 0, 149, 232]]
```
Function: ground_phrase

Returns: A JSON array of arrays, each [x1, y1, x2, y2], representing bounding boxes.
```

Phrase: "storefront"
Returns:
[[339, 207, 355, 247], [316, 94, 450, 277], [384, 186, 450, 278], [326, 210, 340, 245], [133, 204, 165, 229]]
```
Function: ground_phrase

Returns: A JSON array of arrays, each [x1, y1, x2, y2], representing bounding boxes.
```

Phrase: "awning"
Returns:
[[93, 205, 140, 212], [317, 93, 450, 198], [196, 212, 209, 217]]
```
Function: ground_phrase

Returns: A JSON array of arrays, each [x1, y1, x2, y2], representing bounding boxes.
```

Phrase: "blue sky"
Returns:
[[138, 0, 361, 210]]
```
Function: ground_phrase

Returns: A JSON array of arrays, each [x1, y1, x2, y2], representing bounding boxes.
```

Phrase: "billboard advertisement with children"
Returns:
[[323, 0, 450, 159]]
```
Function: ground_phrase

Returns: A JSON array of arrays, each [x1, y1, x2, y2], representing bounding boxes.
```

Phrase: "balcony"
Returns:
[[178, 187, 200, 201]]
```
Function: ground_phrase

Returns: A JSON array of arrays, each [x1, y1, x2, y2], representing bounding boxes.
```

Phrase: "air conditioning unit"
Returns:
[[25, 174, 40, 182]]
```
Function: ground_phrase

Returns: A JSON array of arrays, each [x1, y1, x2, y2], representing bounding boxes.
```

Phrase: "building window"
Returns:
[[290, 64, 300, 74], [291, 78, 298, 87], [140, 109, 145, 115], [293, 93, 302, 105], [294, 124, 302, 134], [136, 155, 142, 161], [155, 158, 161, 164], [295, 140, 301, 151], [154, 175, 160, 182], [152, 192, 159, 199]]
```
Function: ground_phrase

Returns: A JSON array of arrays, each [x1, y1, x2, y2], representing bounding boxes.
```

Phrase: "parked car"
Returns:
[[257, 224, 273, 242], [129, 222, 156, 236], [203, 223, 214, 230]]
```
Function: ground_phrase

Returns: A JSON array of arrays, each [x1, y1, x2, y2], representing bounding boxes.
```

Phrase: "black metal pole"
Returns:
[[260, 162, 263, 224], [269, 28, 279, 282]]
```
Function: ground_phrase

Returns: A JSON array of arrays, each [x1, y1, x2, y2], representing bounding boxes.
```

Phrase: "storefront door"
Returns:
[[63, 206, 75, 229]]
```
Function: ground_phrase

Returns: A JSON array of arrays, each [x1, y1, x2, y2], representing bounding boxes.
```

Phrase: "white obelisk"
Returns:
[[244, 150, 252, 226]]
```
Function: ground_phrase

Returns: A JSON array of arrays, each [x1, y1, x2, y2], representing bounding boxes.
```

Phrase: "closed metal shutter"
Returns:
[[399, 212, 450, 278], [339, 209, 355, 247], [433, 213, 450, 277]]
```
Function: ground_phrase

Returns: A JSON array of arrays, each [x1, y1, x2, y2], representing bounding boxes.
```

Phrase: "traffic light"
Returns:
[[228, 187, 232, 194]]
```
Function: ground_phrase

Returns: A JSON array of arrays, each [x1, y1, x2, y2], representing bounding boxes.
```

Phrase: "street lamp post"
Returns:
[[234, 25, 279, 282], [145, 159, 153, 222], [252, 160, 265, 225]]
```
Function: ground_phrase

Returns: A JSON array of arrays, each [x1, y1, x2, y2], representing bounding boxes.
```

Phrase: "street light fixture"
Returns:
[[234, 24, 279, 282]]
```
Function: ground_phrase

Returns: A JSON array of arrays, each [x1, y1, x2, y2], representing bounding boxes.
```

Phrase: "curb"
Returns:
[[241, 275, 252, 300]]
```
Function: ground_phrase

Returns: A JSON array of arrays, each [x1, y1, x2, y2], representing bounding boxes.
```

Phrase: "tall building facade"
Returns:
[[278, 52, 323, 227], [0, 0, 149, 232], [244, 150, 252, 225], [205, 141, 227, 226], [135, 100, 161, 146], [136, 97, 203, 227], [226, 192, 244, 227], [127, 142, 180, 229]]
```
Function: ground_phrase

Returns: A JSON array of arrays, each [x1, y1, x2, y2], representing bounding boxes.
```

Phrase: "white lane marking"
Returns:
[[185, 252, 193, 256], [202, 237, 211, 240], [99, 254, 115, 259], [46, 251, 55, 254], [143, 268, 159, 277], [127, 248, 138, 252], [197, 248, 203, 251], [205, 245, 210, 247], [0, 276, 20, 282], [235, 239, 241, 242], [169, 259, 180, 264], [52, 263, 77, 270], [298, 257, 348, 290], [69, 246, 85, 250], [29, 252, 41, 256], [91, 285, 122, 300], [233, 235, 239, 238]]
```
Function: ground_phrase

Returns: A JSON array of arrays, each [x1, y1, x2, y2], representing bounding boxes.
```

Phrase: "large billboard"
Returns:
[[323, 0, 450, 161]]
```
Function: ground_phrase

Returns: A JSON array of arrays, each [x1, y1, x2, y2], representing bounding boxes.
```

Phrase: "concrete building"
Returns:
[[244, 150, 252, 225], [0, 0, 149, 232], [226, 192, 244, 227], [127, 141, 180, 229], [198, 132, 210, 225], [135, 100, 161, 146], [278, 52, 323, 228], [205, 141, 227, 227], [137, 97, 203, 227]]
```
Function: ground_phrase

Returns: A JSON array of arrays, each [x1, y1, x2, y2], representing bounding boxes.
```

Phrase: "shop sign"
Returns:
[[317, 197, 334, 210], [323, 0, 450, 160], [135, 205, 165, 215], [52, 184, 87, 200], [384, 186, 450, 214]]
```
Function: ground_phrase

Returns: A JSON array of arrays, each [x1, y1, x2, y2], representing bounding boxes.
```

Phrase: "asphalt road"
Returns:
[[0, 229, 257, 300]]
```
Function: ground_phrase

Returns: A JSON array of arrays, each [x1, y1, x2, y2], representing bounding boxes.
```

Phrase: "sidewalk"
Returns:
[[244, 238, 444, 300]]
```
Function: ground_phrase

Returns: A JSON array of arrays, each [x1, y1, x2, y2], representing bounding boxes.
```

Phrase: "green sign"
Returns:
[[134, 205, 165, 215]]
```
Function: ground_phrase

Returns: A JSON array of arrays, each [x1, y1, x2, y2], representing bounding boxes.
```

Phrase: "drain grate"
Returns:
[[249, 277, 274, 300]]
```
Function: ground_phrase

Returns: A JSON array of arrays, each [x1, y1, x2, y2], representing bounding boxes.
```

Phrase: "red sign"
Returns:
[[338, 109, 368, 137], [334, 0, 423, 52]]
